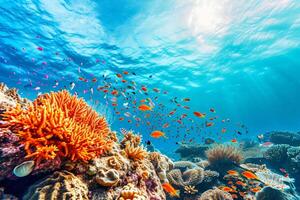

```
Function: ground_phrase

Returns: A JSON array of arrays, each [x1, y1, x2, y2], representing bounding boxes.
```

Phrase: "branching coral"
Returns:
[[205, 145, 243, 169], [184, 185, 198, 194], [2, 90, 113, 164], [124, 143, 148, 162], [120, 130, 142, 148]]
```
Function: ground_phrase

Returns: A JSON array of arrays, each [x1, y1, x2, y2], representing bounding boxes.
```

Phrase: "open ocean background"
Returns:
[[0, 0, 300, 158]]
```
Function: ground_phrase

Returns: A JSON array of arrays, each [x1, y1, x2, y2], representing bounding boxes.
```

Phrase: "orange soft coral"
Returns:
[[2, 90, 113, 164], [124, 143, 148, 162]]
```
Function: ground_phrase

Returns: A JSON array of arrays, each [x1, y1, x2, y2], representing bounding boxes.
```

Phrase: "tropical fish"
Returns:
[[220, 186, 236, 193], [251, 187, 261, 193], [70, 82, 75, 90], [259, 142, 273, 148], [162, 183, 180, 198], [231, 139, 237, 143], [227, 170, 239, 176], [209, 108, 215, 113], [13, 160, 35, 177], [183, 98, 190, 102], [241, 171, 259, 180], [151, 130, 167, 139], [193, 112, 206, 118], [138, 104, 152, 111], [206, 122, 214, 127]]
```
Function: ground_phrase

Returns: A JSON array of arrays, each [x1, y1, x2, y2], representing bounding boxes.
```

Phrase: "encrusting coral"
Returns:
[[263, 144, 290, 164], [1, 90, 113, 164], [198, 187, 233, 200], [23, 170, 89, 200], [205, 144, 243, 170], [118, 183, 147, 200]]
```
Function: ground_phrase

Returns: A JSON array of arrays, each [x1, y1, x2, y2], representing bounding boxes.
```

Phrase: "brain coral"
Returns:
[[167, 167, 204, 187], [205, 145, 243, 169], [2, 90, 113, 164], [23, 170, 89, 200], [198, 187, 233, 200]]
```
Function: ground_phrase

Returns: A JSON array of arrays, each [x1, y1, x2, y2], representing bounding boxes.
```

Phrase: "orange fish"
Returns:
[[231, 139, 237, 143], [251, 187, 261, 193], [193, 112, 206, 118], [123, 71, 129, 75], [121, 79, 127, 83], [138, 104, 152, 111], [220, 186, 235, 193], [116, 73, 122, 78], [79, 77, 85, 81], [163, 123, 169, 128], [151, 130, 167, 139], [162, 183, 180, 198], [227, 170, 239, 176], [206, 122, 214, 127], [119, 117, 124, 121], [236, 181, 246, 186], [141, 86, 147, 92], [92, 78, 97, 82], [222, 128, 227, 133], [111, 90, 118, 96], [241, 171, 259, 180]]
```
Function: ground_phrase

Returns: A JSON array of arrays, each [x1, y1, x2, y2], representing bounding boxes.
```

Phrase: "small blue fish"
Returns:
[[13, 160, 35, 177]]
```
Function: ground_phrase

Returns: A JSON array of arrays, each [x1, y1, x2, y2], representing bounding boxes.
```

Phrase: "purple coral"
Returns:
[[0, 128, 25, 180]]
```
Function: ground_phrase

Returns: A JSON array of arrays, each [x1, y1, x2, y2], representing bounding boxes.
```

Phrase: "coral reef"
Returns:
[[256, 186, 297, 200], [198, 187, 233, 200], [1, 90, 113, 164], [263, 144, 290, 163], [23, 170, 89, 200], [1, 84, 299, 200], [0, 128, 25, 180], [124, 143, 148, 162], [149, 152, 174, 183], [268, 131, 300, 146], [205, 145, 243, 171], [0, 83, 29, 114]]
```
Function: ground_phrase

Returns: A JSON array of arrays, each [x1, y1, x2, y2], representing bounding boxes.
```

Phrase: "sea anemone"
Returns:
[[2, 90, 113, 164], [205, 144, 243, 170], [124, 143, 148, 162]]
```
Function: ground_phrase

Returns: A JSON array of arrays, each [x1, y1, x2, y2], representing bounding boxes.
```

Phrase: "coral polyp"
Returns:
[[2, 90, 113, 164]]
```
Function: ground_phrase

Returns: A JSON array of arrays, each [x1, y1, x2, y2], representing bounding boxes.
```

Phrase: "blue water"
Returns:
[[1, 0, 300, 157]]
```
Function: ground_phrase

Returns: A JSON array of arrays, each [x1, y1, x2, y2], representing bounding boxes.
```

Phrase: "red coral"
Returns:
[[2, 90, 113, 164]]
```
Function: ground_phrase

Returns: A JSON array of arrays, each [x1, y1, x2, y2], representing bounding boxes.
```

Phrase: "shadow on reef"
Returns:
[[0, 82, 300, 200]]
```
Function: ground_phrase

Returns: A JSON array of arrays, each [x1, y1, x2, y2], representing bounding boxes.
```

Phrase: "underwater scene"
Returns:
[[0, 0, 300, 200]]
